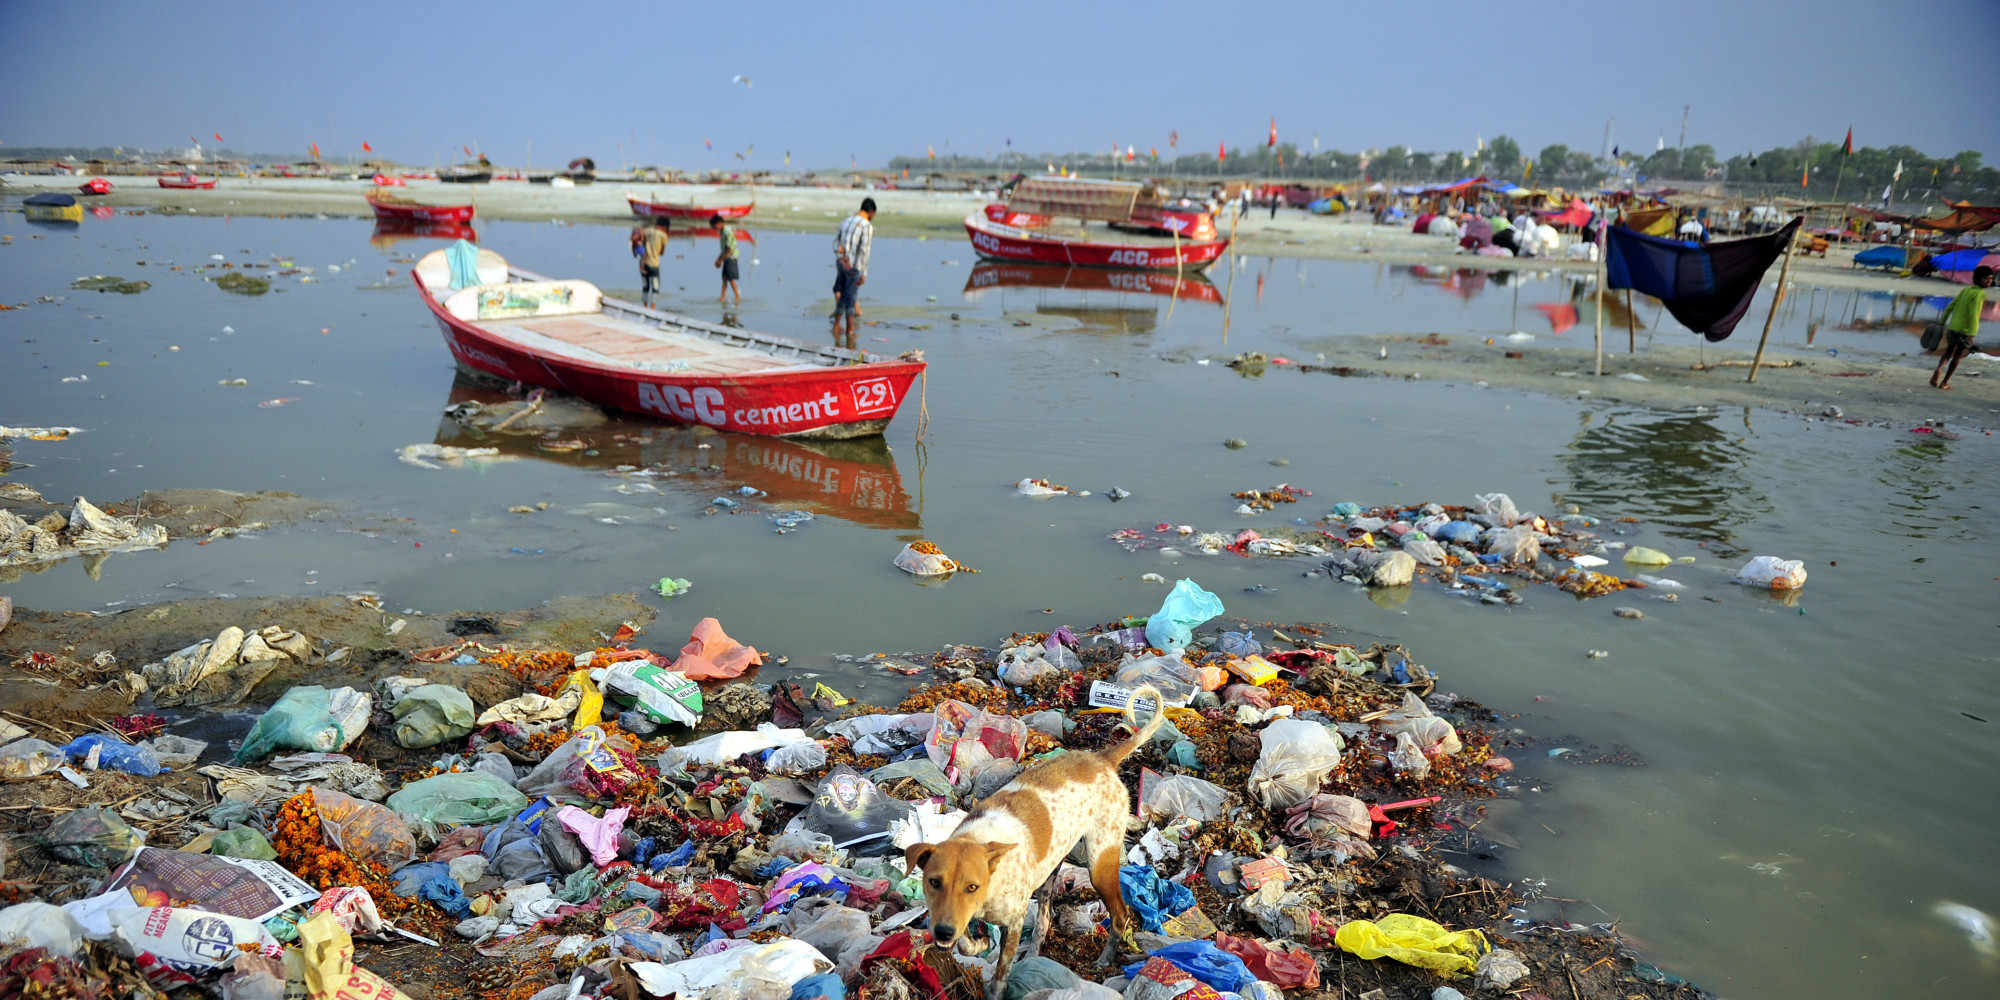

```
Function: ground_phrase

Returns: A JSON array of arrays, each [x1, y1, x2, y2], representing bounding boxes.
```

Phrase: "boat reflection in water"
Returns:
[[370, 220, 478, 249], [433, 379, 918, 530], [963, 262, 1222, 333]]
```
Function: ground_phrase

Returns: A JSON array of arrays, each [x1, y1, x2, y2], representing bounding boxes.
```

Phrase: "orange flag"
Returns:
[[1217, 142, 1226, 162], [362, 141, 372, 153], [1800, 165, 1808, 188], [213, 132, 223, 142], [309, 141, 320, 160]]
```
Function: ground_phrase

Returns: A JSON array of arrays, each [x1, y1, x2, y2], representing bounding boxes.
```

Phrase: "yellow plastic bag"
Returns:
[[294, 910, 412, 1000], [1334, 913, 1489, 976], [557, 669, 603, 730]]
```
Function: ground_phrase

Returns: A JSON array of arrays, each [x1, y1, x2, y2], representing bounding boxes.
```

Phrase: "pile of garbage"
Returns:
[[0, 495, 169, 579], [0, 590, 1714, 1000], [1112, 492, 1807, 605]]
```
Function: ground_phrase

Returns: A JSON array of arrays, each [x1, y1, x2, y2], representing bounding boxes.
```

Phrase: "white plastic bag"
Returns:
[[1735, 555, 1807, 590], [1400, 532, 1446, 566], [997, 645, 1058, 685], [1368, 550, 1417, 587], [1485, 525, 1541, 564], [1390, 731, 1431, 779], [0, 901, 85, 958], [110, 906, 281, 987], [1139, 775, 1230, 824], [1247, 719, 1345, 810], [1472, 492, 1521, 526], [1014, 478, 1069, 498], [632, 939, 831, 1000], [892, 544, 955, 576], [925, 701, 1026, 774]]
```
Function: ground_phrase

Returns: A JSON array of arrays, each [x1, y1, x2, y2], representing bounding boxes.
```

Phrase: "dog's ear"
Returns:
[[905, 842, 935, 873], [981, 841, 1015, 870]]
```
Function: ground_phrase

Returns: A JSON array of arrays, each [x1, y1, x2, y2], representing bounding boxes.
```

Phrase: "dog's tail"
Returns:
[[1103, 685, 1167, 763]]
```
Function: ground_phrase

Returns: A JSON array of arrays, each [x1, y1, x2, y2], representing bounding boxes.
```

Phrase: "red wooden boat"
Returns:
[[627, 193, 755, 221], [963, 262, 1223, 304], [965, 177, 1228, 270], [412, 248, 924, 439], [77, 177, 113, 195], [368, 191, 476, 224], [157, 174, 217, 189]]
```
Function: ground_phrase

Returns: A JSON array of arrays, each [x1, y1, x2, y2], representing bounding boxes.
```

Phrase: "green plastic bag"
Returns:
[[599, 662, 703, 726], [41, 807, 144, 868], [386, 771, 529, 837], [391, 685, 476, 748], [1145, 578, 1225, 653], [211, 825, 278, 861], [235, 686, 362, 763]]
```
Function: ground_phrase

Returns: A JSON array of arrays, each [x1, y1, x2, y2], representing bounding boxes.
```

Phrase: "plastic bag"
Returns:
[[212, 826, 278, 861], [598, 662, 704, 726], [145, 735, 207, 768], [391, 684, 475, 748], [1334, 913, 1489, 975], [296, 910, 412, 1000], [1115, 654, 1202, 705], [1005, 956, 1082, 1000], [41, 807, 143, 867], [1140, 775, 1230, 824], [1623, 545, 1672, 567], [673, 617, 763, 681], [1391, 732, 1431, 779], [1121, 941, 1258, 993], [483, 819, 551, 882], [557, 805, 630, 866], [1485, 525, 1541, 564], [1214, 933, 1319, 990], [216, 951, 286, 1000], [925, 701, 1027, 774], [1432, 520, 1482, 544], [1476, 948, 1531, 989], [387, 771, 529, 837], [1145, 579, 1224, 653], [0, 737, 66, 778], [476, 689, 580, 727], [1283, 793, 1371, 840], [1123, 956, 1224, 1000], [1216, 631, 1263, 658], [554, 669, 604, 729], [892, 543, 956, 576], [768, 740, 827, 774], [312, 787, 415, 869], [1247, 719, 1344, 810], [1401, 532, 1446, 566], [390, 861, 472, 917], [997, 645, 1058, 685], [540, 818, 590, 874], [1472, 492, 1521, 526], [62, 732, 165, 776], [516, 725, 640, 802], [1119, 865, 1196, 933], [0, 901, 85, 958], [111, 906, 282, 988], [1736, 555, 1808, 589], [1367, 550, 1417, 587], [867, 758, 955, 800], [233, 686, 369, 762], [791, 902, 873, 960], [802, 765, 913, 845]]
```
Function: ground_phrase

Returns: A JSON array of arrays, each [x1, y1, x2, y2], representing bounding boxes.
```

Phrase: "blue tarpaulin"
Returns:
[[1852, 246, 1907, 269], [1605, 219, 1800, 341]]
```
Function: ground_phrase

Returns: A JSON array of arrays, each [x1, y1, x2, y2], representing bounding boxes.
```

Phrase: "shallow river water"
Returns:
[[2, 208, 1996, 999]]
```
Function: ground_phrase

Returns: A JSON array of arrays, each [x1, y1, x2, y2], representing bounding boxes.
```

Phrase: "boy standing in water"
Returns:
[[712, 213, 741, 305], [1933, 265, 1993, 390], [638, 216, 670, 308]]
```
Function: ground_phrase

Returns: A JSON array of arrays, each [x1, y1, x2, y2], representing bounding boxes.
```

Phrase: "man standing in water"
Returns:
[[1933, 265, 1992, 390], [638, 216, 670, 308], [832, 197, 874, 350], [712, 213, 741, 305]]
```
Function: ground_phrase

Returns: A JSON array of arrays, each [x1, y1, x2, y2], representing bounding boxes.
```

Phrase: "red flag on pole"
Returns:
[[462, 145, 471, 155], [1800, 165, 1808, 188], [213, 133, 223, 142], [1268, 118, 1277, 148], [309, 141, 321, 160], [1842, 128, 1852, 156], [362, 141, 372, 153], [1169, 130, 1178, 147], [1217, 142, 1226, 162]]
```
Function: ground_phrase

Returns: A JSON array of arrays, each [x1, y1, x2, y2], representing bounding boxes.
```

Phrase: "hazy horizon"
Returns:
[[2, 0, 1993, 172]]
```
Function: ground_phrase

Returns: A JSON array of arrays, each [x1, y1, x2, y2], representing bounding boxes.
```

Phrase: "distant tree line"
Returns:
[[890, 135, 1996, 203]]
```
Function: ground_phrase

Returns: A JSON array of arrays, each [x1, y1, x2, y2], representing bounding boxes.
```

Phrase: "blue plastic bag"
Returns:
[[63, 733, 165, 776], [1330, 502, 1364, 518], [790, 972, 846, 1000], [1145, 579, 1224, 653], [1433, 520, 1483, 544], [1119, 864, 1196, 933], [1217, 631, 1263, 657], [391, 861, 472, 918], [1122, 940, 1258, 993]]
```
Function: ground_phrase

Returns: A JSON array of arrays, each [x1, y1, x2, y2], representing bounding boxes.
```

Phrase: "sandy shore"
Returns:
[[4, 173, 1966, 298]]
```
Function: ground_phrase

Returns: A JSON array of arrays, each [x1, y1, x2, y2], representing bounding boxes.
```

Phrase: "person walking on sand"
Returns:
[[638, 216, 670, 308], [712, 213, 741, 305], [1268, 187, 1279, 219], [1933, 265, 1992, 390], [832, 197, 875, 350]]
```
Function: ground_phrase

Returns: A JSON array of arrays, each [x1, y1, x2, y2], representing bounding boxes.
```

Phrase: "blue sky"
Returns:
[[2, 0, 1993, 168]]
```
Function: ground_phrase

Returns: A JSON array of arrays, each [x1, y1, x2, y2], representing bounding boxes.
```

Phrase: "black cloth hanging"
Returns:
[[1605, 218, 1800, 341]]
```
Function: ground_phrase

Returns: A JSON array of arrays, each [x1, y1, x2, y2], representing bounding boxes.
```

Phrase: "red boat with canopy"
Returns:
[[368, 191, 476, 224], [964, 176, 1228, 270]]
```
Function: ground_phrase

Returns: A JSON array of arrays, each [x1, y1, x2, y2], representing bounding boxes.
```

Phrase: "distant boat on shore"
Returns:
[[965, 176, 1228, 270], [627, 192, 754, 221]]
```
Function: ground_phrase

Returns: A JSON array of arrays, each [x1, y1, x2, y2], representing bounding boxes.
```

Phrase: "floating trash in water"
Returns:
[[768, 511, 814, 533]]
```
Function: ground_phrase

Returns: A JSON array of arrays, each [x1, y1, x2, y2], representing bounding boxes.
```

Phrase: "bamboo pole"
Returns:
[[1747, 220, 1804, 383], [1626, 288, 1637, 353], [1593, 216, 1605, 377]]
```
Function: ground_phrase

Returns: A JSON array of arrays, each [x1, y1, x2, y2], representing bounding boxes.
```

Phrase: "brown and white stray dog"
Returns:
[[906, 686, 1165, 1000]]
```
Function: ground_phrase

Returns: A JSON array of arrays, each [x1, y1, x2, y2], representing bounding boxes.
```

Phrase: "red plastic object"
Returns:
[[1368, 795, 1442, 837]]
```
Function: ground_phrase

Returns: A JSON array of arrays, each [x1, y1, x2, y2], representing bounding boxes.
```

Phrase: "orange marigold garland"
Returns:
[[271, 793, 414, 919], [907, 540, 976, 573]]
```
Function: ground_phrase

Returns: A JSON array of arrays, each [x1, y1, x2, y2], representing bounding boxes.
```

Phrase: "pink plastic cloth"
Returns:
[[556, 805, 631, 866], [673, 618, 764, 680]]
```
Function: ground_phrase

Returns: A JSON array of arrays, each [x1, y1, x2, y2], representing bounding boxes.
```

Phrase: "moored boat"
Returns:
[[627, 192, 755, 220], [77, 177, 113, 195], [23, 192, 83, 223], [367, 191, 476, 224], [964, 177, 1227, 270], [411, 247, 924, 439], [157, 174, 217, 189], [440, 164, 493, 183]]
